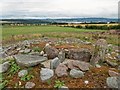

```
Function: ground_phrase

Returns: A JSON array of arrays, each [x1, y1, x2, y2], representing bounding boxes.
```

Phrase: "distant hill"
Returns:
[[1, 18, 118, 24]]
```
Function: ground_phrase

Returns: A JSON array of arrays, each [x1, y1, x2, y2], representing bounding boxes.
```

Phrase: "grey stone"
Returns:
[[25, 82, 35, 88], [44, 45, 59, 59], [18, 70, 28, 77], [40, 68, 54, 81], [24, 49, 31, 54], [90, 39, 108, 65], [106, 77, 118, 88], [0, 62, 10, 73], [118, 66, 120, 70], [106, 60, 118, 67], [0, 52, 8, 59], [67, 60, 91, 71], [116, 55, 120, 61], [41, 60, 51, 68], [43, 54, 47, 57], [55, 63, 68, 77], [15, 54, 47, 67], [40, 51, 45, 56], [59, 86, 69, 90], [58, 51, 65, 62], [19, 50, 24, 53], [108, 70, 120, 77], [95, 64, 101, 68], [50, 57, 61, 69], [66, 49, 91, 62], [70, 69, 84, 78]]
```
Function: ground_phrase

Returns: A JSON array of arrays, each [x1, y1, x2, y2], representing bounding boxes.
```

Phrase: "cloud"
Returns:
[[0, 0, 119, 19]]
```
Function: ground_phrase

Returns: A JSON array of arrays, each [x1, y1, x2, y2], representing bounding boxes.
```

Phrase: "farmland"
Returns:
[[2, 25, 119, 46]]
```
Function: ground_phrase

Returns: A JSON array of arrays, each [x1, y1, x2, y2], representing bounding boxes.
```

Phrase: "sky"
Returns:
[[0, 0, 119, 19]]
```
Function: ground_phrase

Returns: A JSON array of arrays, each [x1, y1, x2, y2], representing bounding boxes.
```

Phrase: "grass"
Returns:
[[1, 25, 119, 46], [2, 25, 105, 39]]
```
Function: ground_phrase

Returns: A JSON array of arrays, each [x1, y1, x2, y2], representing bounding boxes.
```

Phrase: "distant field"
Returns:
[[1, 25, 119, 46], [2, 25, 105, 39]]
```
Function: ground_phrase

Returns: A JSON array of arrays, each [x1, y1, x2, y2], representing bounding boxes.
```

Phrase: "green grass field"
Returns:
[[1, 25, 119, 46], [2, 25, 105, 38]]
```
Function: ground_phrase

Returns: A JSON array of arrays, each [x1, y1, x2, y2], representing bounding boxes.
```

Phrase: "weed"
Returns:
[[46, 79, 51, 85], [54, 80, 65, 88], [20, 74, 34, 81], [33, 47, 42, 52], [0, 80, 8, 89], [9, 61, 20, 75]]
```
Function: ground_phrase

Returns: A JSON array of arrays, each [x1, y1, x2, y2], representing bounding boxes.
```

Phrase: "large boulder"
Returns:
[[40, 68, 54, 81], [55, 63, 68, 77], [0, 62, 10, 73], [41, 60, 51, 68], [70, 69, 84, 78], [66, 49, 91, 62], [90, 39, 108, 65], [106, 77, 119, 88], [14, 54, 47, 67], [44, 44, 59, 59]]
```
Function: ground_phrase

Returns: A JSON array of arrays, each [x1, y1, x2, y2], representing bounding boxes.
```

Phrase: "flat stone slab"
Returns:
[[14, 54, 47, 67]]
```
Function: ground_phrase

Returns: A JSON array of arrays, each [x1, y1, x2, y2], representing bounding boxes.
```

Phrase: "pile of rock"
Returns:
[[1, 38, 120, 89]]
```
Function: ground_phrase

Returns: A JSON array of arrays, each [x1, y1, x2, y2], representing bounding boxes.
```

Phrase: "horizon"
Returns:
[[0, 0, 119, 19]]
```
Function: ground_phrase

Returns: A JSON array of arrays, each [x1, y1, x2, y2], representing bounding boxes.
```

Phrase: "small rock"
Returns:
[[43, 54, 47, 57], [50, 57, 61, 69], [96, 64, 101, 68], [55, 63, 68, 77], [19, 50, 24, 53], [84, 80, 89, 84], [0, 62, 10, 73], [40, 51, 44, 56], [70, 69, 84, 78], [41, 60, 51, 68], [18, 70, 28, 77], [108, 70, 120, 77], [29, 51, 40, 55], [106, 77, 118, 88], [59, 86, 69, 90], [25, 82, 35, 88], [24, 49, 31, 54], [0, 51, 8, 59], [40, 68, 54, 81], [106, 60, 118, 67], [118, 66, 120, 70], [116, 55, 120, 61], [58, 51, 65, 62]]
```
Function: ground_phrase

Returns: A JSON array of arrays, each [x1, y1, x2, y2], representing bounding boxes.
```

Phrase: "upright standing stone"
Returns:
[[90, 39, 108, 66]]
